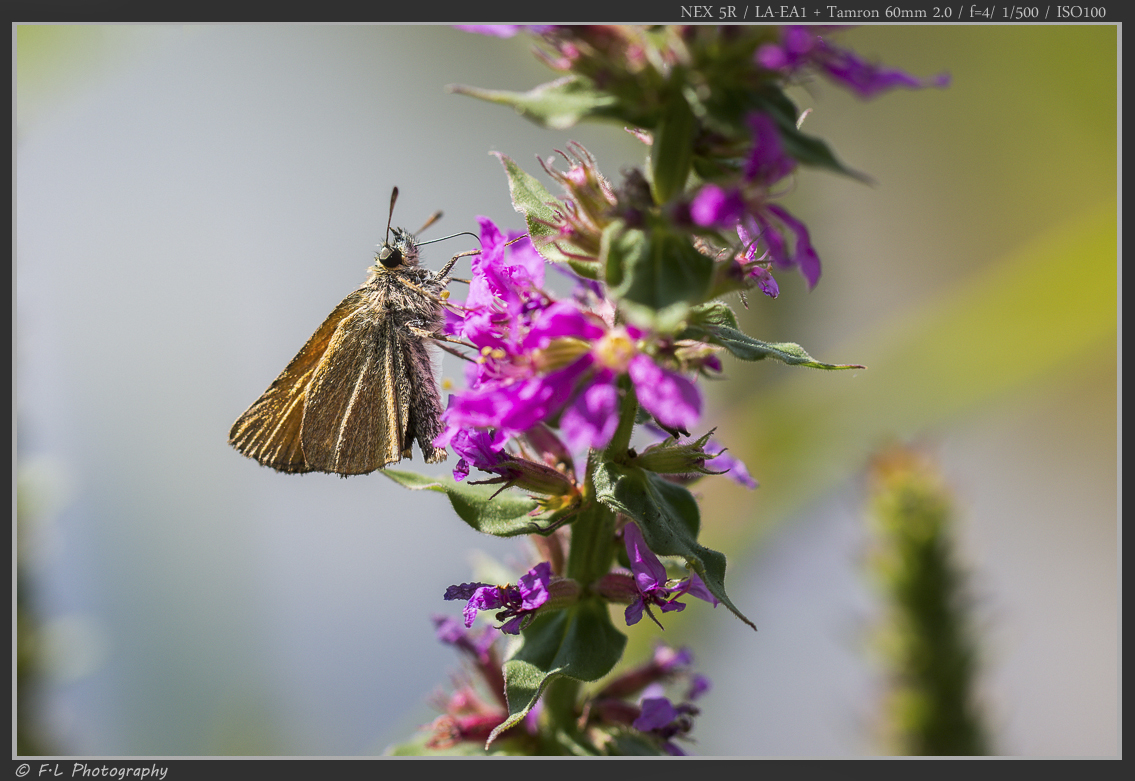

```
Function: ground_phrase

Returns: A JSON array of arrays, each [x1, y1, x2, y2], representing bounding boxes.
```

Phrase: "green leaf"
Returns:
[[494, 152, 600, 278], [685, 323, 865, 369], [650, 88, 696, 204], [593, 463, 756, 630], [489, 600, 627, 744], [605, 224, 714, 311], [689, 299, 741, 331], [450, 76, 619, 130], [381, 469, 539, 537]]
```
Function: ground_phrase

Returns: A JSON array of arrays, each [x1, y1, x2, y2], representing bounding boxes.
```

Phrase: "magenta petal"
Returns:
[[523, 299, 604, 351], [653, 645, 694, 671], [744, 113, 795, 184], [498, 615, 525, 634], [625, 599, 646, 626], [754, 267, 780, 299], [687, 674, 711, 700], [560, 379, 620, 452], [705, 447, 759, 489], [623, 521, 668, 593], [517, 561, 552, 610], [689, 184, 745, 227], [766, 204, 822, 289], [504, 234, 546, 289], [681, 572, 720, 607], [755, 42, 788, 69], [634, 697, 681, 731], [820, 45, 950, 98], [468, 585, 506, 613], [628, 355, 700, 432]]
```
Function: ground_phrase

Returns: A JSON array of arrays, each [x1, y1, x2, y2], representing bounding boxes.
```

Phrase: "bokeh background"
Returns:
[[15, 24, 1117, 756]]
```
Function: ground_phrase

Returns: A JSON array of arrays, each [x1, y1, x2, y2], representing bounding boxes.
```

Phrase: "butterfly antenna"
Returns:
[[416, 210, 444, 235], [386, 186, 399, 244], [417, 231, 482, 248]]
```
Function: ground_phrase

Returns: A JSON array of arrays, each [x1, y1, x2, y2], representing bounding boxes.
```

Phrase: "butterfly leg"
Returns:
[[435, 249, 480, 282]]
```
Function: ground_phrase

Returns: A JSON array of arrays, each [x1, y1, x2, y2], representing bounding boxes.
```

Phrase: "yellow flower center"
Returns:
[[533, 337, 592, 372], [593, 329, 636, 373]]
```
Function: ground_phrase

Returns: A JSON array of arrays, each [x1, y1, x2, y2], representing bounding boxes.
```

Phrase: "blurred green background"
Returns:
[[15, 24, 1116, 756]]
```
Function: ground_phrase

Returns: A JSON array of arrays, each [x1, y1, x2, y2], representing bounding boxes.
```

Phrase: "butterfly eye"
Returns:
[[378, 245, 403, 269]]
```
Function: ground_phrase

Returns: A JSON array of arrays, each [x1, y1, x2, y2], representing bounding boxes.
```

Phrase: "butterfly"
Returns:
[[229, 187, 475, 475]]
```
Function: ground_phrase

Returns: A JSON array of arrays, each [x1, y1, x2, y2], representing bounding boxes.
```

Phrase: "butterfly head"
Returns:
[[376, 227, 420, 270]]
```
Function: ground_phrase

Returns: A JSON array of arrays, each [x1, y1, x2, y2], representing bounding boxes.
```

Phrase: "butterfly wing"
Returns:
[[300, 299, 405, 474], [228, 291, 367, 473]]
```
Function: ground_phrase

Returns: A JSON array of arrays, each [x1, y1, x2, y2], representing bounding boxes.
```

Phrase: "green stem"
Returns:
[[535, 377, 641, 750], [602, 377, 638, 465], [566, 378, 637, 586], [565, 471, 617, 586], [537, 675, 584, 753]]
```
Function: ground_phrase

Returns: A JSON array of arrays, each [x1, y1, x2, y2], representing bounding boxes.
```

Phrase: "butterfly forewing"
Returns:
[[301, 301, 405, 474], [227, 291, 368, 472]]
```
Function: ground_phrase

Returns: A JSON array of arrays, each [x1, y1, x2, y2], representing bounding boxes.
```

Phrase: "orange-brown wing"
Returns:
[[300, 301, 406, 475], [228, 291, 367, 473]]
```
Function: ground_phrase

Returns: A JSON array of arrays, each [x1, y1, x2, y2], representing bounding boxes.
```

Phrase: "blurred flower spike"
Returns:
[[382, 24, 946, 756]]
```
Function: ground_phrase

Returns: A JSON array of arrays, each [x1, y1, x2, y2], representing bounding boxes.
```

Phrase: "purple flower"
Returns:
[[445, 217, 549, 351], [743, 113, 796, 185], [689, 184, 745, 227], [651, 644, 694, 673], [686, 113, 820, 290], [449, 428, 513, 482], [703, 440, 758, 489], [626, 354, 700, 433], [444, 561, 553, 635], [448, 426, 579, 501], [686, 674, 711, 701], [753, 205, 822, 290], [439, 224, 704, 452], [584, 642, 710, 754], [688, 115, 795, 228], [756, 26, 950, 98], [431, 615, 507, 711], [632, 696, 699, 756], [623, 522, 719, 628], [432, 614, 496, 661], [736, 222, 779, 299], [634, 697, 682, 731]]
